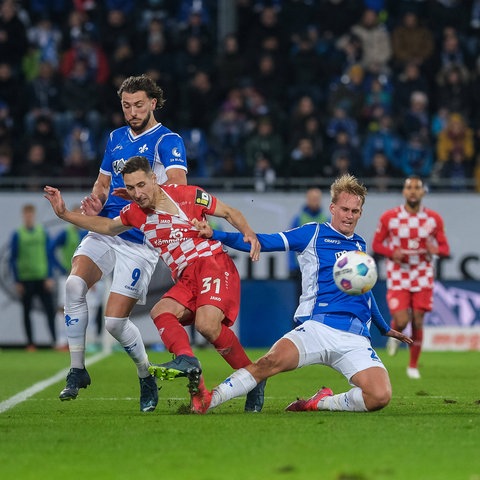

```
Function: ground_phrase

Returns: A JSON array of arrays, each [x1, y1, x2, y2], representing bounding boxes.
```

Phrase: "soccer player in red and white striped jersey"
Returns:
[[372, 176, 450, 379]]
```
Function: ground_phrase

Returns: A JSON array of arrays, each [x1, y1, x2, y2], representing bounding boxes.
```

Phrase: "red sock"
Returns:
[[212, 324, 251, 369], [409, 326, 423, 368], [153, 313, 194, 357]]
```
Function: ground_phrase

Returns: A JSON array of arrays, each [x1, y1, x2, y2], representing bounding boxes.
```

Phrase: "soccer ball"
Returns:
[[333, 250, 378, 295]]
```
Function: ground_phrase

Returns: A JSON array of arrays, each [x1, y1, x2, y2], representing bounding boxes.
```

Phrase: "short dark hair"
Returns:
[[117, 74, 165, 110], [121, 156, 152, 176]]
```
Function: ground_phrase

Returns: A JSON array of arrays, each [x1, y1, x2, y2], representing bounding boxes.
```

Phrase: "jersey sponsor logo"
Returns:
[[324, 238, 341, 244], [334, 250, 348, 259], [172, 147, 181, 157], [112, 144, 123, 151], [139, 144, 148, 153], [113, 158, 126, 175], [195, 189, 212, 207]]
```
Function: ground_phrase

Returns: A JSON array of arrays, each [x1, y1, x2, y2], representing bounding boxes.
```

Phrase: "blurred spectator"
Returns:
[[0, 144, 13, 177], [244, 115, 284, 174], [361, 74, 393, 128], [392, 61, 429, 117], [175, 34, 213, 84], [108, 42, 135, 78], [179, 70, 218, 129], [252, 53, 285, 107], [62, 121, 97, 165], [337, 8, 392, 75], [16, 142, 56, 186], [179, 127, 212, 177], [61, 145, 91, 178], [397, 90, 430, 141], [435, 112, 474, 165], [333, 32, 363, 77], [99, 7, 136, 58], [434, 64, 472, 121], [439, 148, 473, 191], [430, 26, 474, 80], [326, 128, 361, 174], [253, 151, 276, 192], [28, 0, 72, 24], [287, 31, 324, 104], [27, 15, 63, 69], [9, 203, 57, 350], [287, 186, 328, 277], [327, 63, 366, 121], [288, 136, 321, 177], [317, 0, 363, 39], [0, 0, 28, 72], [176, 5, 214, 53], [279, 0, 319, 46], [215, 33, 247, 95], [23, 61, 63, 133], [25, 115, 63, 170], [290, 114, 324, 165], [136, 18, 174, 76], [325, 106, 360, 149], [390, 10, 435, 72], [60, 32, 110, 85], [210, 96, 249, 173], [364, 151, 401, 192], [362, 114, 404, 170], [0, 62, 26, 130], [58, 57, 103, 141], [398, 132, 434, 177], [245, 6, 285, 61], [60, 8, 97, 51], [289, 94, 319, 135]]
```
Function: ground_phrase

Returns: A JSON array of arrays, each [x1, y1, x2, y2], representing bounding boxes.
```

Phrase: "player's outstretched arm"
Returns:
[[44, 186, 130, 237]]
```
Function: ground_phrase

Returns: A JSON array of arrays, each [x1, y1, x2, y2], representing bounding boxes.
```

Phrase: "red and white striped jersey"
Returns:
[[372, 205, 450, 291], [120, 185, 225, 281]]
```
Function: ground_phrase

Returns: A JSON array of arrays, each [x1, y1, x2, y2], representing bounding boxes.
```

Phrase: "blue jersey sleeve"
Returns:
[[212, 224, 316, 253], [212, 230, 287, 252]]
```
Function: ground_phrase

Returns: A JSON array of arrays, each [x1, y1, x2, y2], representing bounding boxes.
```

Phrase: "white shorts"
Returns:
[[283, 320, 386, 384], [74, 232, 159, 305]]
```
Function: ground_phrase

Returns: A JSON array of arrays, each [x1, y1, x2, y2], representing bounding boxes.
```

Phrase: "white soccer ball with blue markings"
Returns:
[[333, 250, 378, 296]]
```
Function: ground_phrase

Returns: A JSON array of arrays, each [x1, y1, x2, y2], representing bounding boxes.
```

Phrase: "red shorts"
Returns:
[[386, 289, 433, 313], [163, 253, 240, 326]]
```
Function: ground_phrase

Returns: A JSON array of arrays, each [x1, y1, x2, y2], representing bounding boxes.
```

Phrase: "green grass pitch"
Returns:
[[0, 347, 479, 480]]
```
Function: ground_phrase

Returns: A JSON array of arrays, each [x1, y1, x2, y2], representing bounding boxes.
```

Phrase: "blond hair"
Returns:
[[330, 174, 367, 206]]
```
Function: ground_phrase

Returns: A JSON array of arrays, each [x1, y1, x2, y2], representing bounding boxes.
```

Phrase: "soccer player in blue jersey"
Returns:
[[191, 174, 412, 414], [58, 75, 188, 412]]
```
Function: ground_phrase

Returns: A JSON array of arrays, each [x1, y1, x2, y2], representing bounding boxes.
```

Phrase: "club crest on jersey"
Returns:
[[195, 189, 211, 207], [172, 147, 181, 157], [113, 158, 126, 175], [138, 144, 148, 154]]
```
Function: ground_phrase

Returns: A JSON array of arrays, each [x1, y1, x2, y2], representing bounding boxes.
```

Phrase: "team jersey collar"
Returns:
[[127, 122, 162, 141]]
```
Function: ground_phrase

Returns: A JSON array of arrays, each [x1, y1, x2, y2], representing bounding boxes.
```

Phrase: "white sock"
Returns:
[[104, 316, 150, 378], [209, 368, 258, 410], [317, 387, 368, 412], [64, 275, 89, 369]]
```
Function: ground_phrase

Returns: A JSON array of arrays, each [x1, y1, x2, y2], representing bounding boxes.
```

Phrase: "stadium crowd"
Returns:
[[1, 0, 480, 191]]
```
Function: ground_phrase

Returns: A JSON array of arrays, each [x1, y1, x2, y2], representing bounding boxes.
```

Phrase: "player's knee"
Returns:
[[65, 275, 88, 306], [104, 316, 127, 338], [367, 387, 392, 411]]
